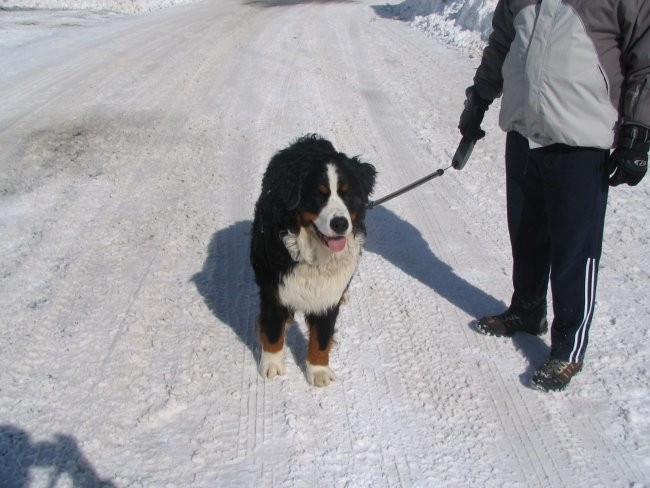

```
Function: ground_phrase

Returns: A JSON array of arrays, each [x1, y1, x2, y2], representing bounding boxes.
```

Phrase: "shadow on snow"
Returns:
[[0, 425, 115, 488], [192, 207, 545, 379], [365, 205, 505, 317]]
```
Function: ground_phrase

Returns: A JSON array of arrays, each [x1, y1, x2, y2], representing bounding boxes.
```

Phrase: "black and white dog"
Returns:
[[250, 134, 376, 386]]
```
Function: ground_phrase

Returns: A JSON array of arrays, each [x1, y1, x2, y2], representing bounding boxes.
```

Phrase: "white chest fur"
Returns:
[[279, 228, 363, 314]]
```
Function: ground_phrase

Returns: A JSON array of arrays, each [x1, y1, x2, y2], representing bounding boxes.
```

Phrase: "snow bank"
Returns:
[[379, 0, 497, 57]]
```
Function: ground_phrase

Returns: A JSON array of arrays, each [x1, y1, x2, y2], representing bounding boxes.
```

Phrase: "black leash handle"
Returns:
[[366, 137, 476, 210], [451, 136, 476, 170]]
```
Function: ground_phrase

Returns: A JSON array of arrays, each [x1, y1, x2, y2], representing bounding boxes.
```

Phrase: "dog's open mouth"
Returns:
[[313, 224, 347, 252]]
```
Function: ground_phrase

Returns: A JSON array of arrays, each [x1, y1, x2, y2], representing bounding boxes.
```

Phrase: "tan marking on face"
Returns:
[[299, 211, 318, 226]]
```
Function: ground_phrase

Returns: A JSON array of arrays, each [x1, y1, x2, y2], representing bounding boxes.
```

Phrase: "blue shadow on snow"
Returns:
[[191, 221, 310, 368], [0, 424, 115, 488], [192, 207, 506, 350], [365, 206, 505, 318], [191, 209, 550, 385]]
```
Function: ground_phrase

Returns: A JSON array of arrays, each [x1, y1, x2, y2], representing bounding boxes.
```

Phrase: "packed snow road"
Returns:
[[1, 1, 648, 486]]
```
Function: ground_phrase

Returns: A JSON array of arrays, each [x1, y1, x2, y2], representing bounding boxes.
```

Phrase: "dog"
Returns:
[[250, 134, 376, 386]]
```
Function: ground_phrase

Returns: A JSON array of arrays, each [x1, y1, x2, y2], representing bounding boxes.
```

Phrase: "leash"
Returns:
[[366, 137, 476, 210]]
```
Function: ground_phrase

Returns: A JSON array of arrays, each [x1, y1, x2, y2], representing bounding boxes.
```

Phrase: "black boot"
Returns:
[[476, 310, 548, 337]]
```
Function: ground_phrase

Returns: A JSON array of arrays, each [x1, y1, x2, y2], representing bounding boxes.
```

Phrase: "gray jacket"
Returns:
[[474, 0, 650, 149]]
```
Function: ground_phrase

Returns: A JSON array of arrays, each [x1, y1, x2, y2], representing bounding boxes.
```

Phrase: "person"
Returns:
[[458, 0, 650, 391]]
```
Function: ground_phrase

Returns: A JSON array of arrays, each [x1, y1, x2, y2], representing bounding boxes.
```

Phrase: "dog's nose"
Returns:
[[330, 216, 349, 234]]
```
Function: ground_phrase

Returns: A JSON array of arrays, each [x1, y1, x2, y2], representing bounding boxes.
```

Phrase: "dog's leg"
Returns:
[[258, 294, 290, 379], [305, 308, 339, 387]]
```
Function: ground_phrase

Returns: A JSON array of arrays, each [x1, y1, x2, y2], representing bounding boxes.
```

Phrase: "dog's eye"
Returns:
[[319, 185, 330, 196], [339, 184, 350, 194]]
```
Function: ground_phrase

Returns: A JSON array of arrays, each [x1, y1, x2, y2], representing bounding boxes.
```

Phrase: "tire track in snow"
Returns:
[[272, 8, 430, 485], [185, 6, 325, 474], [220, 12, 443, 482]]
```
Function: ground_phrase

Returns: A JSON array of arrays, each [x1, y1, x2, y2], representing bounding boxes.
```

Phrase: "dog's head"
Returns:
[[266, 134, 376, 253], [297, 158, 375, 252]]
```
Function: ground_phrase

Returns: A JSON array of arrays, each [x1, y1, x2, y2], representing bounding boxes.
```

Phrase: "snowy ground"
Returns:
[[1, 0, 649, 487]]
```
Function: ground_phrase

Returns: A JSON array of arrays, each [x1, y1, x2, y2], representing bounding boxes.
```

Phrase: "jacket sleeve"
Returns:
[[620, 0, 650, 130], [472, 0, 516, 102]]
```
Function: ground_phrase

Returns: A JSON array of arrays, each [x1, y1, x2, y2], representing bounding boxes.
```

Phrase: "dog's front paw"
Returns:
[[306, 363, 336, 387], [259, 350, 285, 379]]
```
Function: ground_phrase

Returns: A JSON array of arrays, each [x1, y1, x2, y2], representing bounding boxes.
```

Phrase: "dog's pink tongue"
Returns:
[[327, 236, 347, 252]]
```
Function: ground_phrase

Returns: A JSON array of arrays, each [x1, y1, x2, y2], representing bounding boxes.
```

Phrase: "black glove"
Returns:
[[458, 86, 491, 141], [608, 124, 650, 187]]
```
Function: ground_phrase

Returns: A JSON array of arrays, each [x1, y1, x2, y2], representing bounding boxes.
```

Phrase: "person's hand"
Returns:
[[458, 86, 491, 141], [608, 124, 649, 187]]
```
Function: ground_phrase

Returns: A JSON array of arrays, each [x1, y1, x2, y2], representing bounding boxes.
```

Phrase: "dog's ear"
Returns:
[[269, 136, 329, 210], [262, 153, 307, 211], [351, 157, 377, 201], [282, 169, 303, 210]]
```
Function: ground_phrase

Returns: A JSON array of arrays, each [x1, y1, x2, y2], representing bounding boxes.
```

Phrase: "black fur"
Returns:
[[250, 134, 376, 288], [250, 134, 376, 382]]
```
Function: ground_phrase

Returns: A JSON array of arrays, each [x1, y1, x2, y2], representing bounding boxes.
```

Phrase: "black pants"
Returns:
[[505, 131, 609, 362]]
